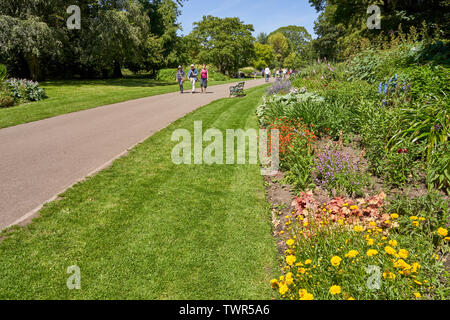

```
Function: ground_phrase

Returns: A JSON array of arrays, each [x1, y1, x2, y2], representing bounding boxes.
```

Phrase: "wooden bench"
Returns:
[[229, 82, 245, 97]]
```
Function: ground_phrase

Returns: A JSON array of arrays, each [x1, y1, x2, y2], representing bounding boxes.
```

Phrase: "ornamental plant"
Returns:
[[267, 117, 316, 161], [271, 194, 449, 300], [312, 145, 367, 197], [5, 78, 46, 103]]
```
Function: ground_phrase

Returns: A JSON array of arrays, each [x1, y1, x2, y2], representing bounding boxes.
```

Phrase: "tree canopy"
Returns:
[[0, 0, 184, 80], [188, 15, 255, 75]]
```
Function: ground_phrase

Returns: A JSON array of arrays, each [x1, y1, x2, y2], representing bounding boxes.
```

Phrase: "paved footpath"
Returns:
[[0, 78, 267, 230]]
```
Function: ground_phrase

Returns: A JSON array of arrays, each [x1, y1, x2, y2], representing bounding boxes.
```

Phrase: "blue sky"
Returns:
[[177, 0, 320, 38]]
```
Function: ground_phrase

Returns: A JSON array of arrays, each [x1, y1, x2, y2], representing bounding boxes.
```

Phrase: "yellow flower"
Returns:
[[414, 280, 422, 285], [353, 225, 364, 232], [279, 283, 289, 295], [419, 217, 426, 221], [390, 213, 399, 219], [329, 285, 341, 295], [394, 259, 411, 270], [389, 240, 398, 247], [413, 292, 421, 298], [383, 271, 396, 279], [369, 221, 377, 227], [298, 267, 306, 274], [345, 250, 359, 258], [437, 227, 448, 237], [286, 239, 295, 247], [367, 238, 375, 245], [303, 221, 309, 227], [338, 219, 344, 225], [348, 297, 355, 300], [445, 237, 450, 241], [412, 221, 419, 227], [411, 262, 421, 273], [384, 246, 397, 256], [342, 203, 349, 207], [286, 255, 297, 266], [304, 259, 312, 265], [285, 272, 294, 285], [410, 216, 418, 221], [366, 249, 378, 257], [398, 249, 409, 259], [270, 279, 279, 289], [299, 289, 314, 300], [330, 256, 342, 267]]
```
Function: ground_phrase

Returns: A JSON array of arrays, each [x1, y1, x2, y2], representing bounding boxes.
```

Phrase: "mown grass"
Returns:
[[0, 85, 277, 299], [0, 76, 251, 129]]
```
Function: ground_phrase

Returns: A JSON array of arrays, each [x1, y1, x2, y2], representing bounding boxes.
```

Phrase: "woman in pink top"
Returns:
[[200, 64, 208, 94]]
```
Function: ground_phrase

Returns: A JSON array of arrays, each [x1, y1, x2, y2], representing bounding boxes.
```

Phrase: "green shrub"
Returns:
[[402, 65, 450, 100], [0, 87, 14, 108], [239, 67, 255, 76], [155, 68, 177, 82], [427, 144, 450, 194], [0, 64, 7, 83], [5, 78, 46, 102], [386, 192, 449, 233]]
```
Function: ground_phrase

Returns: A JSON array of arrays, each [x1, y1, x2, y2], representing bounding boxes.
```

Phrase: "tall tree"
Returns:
[[268, 32, 290, 66], [256, 32, 269, 44], [189, 16, 255, 75], [253, 43, 274, 70], [270, 25, 312, 55]]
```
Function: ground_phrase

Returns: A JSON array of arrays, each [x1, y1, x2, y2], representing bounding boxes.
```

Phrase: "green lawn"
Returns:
[[0, 85, 277, 299], [0, 76, 254, 129]]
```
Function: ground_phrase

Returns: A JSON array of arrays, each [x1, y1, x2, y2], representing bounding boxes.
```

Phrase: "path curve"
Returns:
[[0, 78, 267, 230]]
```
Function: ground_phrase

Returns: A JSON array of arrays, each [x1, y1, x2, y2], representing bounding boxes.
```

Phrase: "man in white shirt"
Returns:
[[264, 67, 270, 82]]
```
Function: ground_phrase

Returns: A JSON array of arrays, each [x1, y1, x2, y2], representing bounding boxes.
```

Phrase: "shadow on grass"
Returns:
[[41, 76, 176, 88]]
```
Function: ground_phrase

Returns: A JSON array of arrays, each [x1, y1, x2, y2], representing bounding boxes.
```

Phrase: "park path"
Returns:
[[0, 78, 266, 230]]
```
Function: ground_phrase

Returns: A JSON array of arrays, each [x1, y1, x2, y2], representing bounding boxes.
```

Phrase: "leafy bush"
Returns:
[[426, 144, 450, 194], [0, 64, 7, 83], [5, 78, 46, 102], [386, 192, 449, 233], [0, 87, 14, 108], [380, 143, 421, 188], [402, 65, 449, 100], [239, 67, 255, 76]]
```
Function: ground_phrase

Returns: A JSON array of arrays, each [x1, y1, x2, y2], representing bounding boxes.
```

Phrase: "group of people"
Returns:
[[176, 64, 209, 94], [262, 67, 295, 82]]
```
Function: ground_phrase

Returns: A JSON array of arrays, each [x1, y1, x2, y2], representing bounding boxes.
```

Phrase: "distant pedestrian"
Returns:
[[176, 66, 185, 94], [264, 67, 270, 82], [200, 64, 208, 94], [187, 64, 199, 93]]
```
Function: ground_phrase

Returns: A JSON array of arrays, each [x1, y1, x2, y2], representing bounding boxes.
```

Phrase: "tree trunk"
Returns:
[[26, 54, 42, 81], [113, 61, 123, 78]]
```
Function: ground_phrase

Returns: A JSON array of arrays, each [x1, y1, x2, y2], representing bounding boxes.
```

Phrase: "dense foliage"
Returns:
[[0, 0, 185, 80]]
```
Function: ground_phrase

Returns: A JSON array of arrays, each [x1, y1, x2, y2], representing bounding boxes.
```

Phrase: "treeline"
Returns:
[[0, 0, 185, 80], [308, 0, 449, 60]]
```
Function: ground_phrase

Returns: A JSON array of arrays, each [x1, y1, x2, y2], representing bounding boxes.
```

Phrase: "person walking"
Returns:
[[264, 66, 270, 82], [200, 64, 208, 94], [176, 66, 185, 94], [187, 64, 198, 93]]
